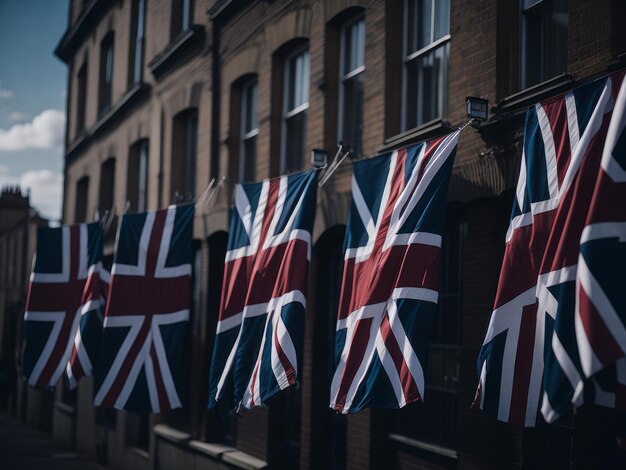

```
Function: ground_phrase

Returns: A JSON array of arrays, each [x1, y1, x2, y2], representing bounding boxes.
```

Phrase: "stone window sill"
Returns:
[[148, 26, 205, 79], [378, 119, 453, 155]]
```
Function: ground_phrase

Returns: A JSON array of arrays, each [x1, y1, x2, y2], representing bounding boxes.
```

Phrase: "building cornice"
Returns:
[[54, 0, 118, 63], [65, 83, 151, 164], [148, 25, 206, 79]]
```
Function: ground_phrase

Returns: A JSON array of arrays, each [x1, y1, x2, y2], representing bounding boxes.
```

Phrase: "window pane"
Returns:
[[344, 19, 365, 73], [405, 43, 448, 128], [544, 0, 568, 80], [341, 74, 364, 157], [434, 0, 450, 39], [523, 4, 543, 87], [243, 81, 258, 134], [138, 141, 148, 212], [185, 113, 198, 196], [182, 0, 191, 30], [132, 0, 145, 84], [287, 50, 310, 111], [406, 0, 432, 53], [522, 0, 568, 88], [284, 112, 306, 172], [241, 136, 256, 182], [105, 45, 113, 83]]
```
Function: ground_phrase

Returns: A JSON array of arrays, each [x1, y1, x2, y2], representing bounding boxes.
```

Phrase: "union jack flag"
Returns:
[[208, 170, 317, 410], [476, 71, 626, 426], [330, 131, 460, 413], [93, 204, 193, 413], [66, 262, 109, 389], [22, 222, 104, 388]]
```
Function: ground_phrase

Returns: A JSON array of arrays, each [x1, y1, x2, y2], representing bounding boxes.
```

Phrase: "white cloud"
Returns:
[[0, 81, 12, 99], [0, 109, 65, 151], [19, 169, 63, 221], [7, 111, 30, 122], [0, 166, 63, 221]]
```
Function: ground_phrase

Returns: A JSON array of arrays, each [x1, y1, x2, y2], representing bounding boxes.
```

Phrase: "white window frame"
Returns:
[[338, 15, 366, 156], [401, 0, 451, 131], [239, 78, 259, 182], [280, 46, 310, 173]]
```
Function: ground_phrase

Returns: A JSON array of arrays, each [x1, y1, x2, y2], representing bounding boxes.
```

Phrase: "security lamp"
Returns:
[[466, 96, 489, 121], [311, 148, 328, 168]]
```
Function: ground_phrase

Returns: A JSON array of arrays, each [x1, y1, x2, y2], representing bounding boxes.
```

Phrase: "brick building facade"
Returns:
[[0, 188, 49, 430], [3, 0, 626, 469]]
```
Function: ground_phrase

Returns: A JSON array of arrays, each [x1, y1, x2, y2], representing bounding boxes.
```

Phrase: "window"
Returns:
[[239, 79, 258, 182], [99, 158, 116, 214], [75, 176, 89, 223], [127, 140, 149, 213], [521, 0, 568, 88], [282, 48, 310, 173], [171, 0, 193, 40], [76, 59, 88, 135], [171, 110, 198, 201], [339, 17, 365, 157], [392, 205, 465, 453], [99, 33, 114, 115], [129, 0, 146, 85], [402, 0, 450, 130]]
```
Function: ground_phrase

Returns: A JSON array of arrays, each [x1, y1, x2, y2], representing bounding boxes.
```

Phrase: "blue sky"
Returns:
[[0, 0, 69, 222]]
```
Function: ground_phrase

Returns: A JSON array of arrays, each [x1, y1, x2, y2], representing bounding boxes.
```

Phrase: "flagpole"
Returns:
[[318, 143, 350, 187]]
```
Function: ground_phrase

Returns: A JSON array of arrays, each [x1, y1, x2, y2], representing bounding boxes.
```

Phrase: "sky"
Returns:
[[0, 0, 69, 222]]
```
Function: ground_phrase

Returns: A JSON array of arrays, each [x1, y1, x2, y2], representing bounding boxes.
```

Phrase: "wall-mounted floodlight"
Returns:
[[466, 96, 489, 121], [311, 148, 329, 169]]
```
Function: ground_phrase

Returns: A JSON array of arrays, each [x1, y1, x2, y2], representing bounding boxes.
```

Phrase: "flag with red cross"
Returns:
[[330, 131, 460, 413], [208, 170, 317, 410], [476, 71, 626, 426], [93, 204, 194, 413], [22, 222, 104, 389]]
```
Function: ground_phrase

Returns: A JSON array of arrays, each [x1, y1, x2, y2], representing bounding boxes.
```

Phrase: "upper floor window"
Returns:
[[127, 140, 149, 213], [339, 16, 365, 158], [75, 59, 88, 135], [239, 78, 258, 182], [129, 0, 146, 85], [521, 0, 568, 88], [99, 33, 114, 115], [171, 0, 193, 40], [402, 0, 450, 130], [171, 109, 198, 201], [282, 47, 310, 173], [99, 158, 116, 214], [75, 176, 89, 223]]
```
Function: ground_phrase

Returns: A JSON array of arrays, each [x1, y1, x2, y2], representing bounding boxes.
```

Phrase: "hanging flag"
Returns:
[[330, 131, 460, 414], [208, 170, 317, 410], [22, 222, 104, 388], [573, 71, 626, 413], [66, 261, 109, 389], [93, 204, 194, 413], [476, 71, 626, 426]]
